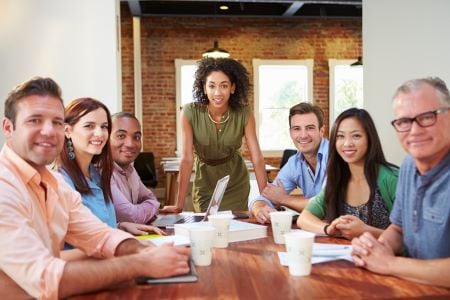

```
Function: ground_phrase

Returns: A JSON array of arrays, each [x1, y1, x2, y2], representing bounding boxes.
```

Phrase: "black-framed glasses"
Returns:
[[391, 107, 449, 132]]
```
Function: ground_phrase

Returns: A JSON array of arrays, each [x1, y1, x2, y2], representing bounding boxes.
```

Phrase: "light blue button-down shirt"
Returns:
[[59, 164, 117, 228], [390, 153, 450, 259], [248, 138, 329, 209]]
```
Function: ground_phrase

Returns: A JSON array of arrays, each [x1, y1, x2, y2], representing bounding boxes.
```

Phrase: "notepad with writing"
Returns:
[[136, 259, 198, 284]]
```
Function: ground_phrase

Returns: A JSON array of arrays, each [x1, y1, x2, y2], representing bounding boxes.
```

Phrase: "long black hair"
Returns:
[[324, 108, 397, 224]]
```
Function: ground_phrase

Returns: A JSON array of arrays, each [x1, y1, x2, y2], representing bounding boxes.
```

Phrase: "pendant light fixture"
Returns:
[[202, 40, 230, 58], [350, 56, 363, 67]]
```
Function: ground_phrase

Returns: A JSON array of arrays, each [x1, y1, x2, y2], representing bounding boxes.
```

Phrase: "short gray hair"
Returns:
[[393, 77, 450, 106]]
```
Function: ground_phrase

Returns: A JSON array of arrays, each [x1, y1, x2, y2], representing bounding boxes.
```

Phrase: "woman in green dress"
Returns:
[[161, 58, 267, 212]]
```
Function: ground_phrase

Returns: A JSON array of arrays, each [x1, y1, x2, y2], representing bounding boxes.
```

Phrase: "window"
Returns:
[[175, 59, 197, 155], [329, 59, 363, 125], [253, 59, 313, 156]]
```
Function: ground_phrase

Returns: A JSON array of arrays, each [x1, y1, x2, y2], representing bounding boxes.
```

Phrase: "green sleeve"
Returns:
[[182, 102, 194, 122], [305, 189, 326, 219], [241, 104, 250, 126], [377, 165, 399, 212]]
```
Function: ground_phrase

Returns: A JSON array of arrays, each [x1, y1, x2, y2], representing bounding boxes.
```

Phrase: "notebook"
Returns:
[[136, 259, 198, 284], [152, 175, 230, 228]]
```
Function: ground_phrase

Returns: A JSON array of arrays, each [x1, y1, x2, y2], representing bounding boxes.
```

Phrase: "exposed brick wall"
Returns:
[[120, 5, 362, 188]]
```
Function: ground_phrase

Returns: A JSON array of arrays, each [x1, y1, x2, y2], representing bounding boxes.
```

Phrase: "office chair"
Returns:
[[280, 149, 297, 169], [134, 152, 158, 188]]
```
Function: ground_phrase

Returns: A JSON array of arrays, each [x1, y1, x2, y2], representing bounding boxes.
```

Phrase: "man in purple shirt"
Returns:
[[110, 112, 160, 224]]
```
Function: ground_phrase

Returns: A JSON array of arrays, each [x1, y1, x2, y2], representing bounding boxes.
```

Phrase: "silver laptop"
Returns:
[[152, 175, 230, 228]]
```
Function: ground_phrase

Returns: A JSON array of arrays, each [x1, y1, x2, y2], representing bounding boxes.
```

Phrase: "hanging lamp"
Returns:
[[350, 56, 363, 67], [202, 40, 230, 58]]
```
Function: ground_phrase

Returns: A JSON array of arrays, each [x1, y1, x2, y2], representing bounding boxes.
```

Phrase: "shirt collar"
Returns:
[[417, 150, 450, 179], [113, 161, 133, 177], [1, 144, 58, 190], [317, 138, 329, 156], [299, 138, 328, 162]]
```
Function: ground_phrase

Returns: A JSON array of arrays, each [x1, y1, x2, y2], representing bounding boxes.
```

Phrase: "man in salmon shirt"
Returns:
[[0, 77, 190, 299]]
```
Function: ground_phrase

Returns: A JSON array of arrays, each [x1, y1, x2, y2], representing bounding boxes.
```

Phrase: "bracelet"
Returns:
[[323, 224, 330, 235]]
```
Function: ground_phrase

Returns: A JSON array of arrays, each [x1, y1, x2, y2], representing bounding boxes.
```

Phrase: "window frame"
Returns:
[[328, 59, 363, 126], [175, 59, 197, 156], [253, 58, 314, 157]]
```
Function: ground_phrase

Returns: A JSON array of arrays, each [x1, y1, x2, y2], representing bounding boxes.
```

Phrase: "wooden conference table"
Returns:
[[161, 158, 279, 206], [71, 217, 450, 299]]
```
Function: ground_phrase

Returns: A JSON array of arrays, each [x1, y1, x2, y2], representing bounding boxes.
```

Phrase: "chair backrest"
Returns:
[[280, 149, 297, 169], [134, 152, 158, 188]]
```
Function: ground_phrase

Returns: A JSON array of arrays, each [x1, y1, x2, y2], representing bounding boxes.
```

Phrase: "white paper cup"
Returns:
[[284, 231, 315, 276], [189, 226, 215, 266], [207, 214, 234, 248], [270, 211, 293, 244]]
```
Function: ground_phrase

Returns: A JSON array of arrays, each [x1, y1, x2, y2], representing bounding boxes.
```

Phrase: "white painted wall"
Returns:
[[0, 0, 122, 146], [364, 0, 450, 165]]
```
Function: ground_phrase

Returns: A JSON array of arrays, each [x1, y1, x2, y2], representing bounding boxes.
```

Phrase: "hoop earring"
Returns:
[[67, 138, 75, 160]]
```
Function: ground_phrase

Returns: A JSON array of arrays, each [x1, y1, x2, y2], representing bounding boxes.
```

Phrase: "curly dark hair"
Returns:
[[192, 58, 250, 110]]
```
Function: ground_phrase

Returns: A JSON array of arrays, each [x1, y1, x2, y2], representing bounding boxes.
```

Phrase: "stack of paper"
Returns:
[[174, 220, 267, 243]]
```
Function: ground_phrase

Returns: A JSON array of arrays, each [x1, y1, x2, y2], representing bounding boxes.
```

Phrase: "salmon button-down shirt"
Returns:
[[0, 145, 133, 300]]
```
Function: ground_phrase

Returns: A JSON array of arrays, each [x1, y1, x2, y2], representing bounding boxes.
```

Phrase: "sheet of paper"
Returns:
[[278, 252, 353, 266], [312, 243, 352, 257], [277, 242, 353, 266]]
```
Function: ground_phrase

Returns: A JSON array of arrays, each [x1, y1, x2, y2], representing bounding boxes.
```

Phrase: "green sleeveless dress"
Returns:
[[183, 103, 251, 212]]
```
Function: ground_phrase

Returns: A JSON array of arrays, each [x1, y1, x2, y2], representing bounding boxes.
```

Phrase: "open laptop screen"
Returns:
[[151, 174, 230, 227], [203, 174, 230, 219]]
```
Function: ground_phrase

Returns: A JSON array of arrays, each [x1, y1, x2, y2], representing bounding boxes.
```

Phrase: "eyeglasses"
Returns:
[[391, 107, 449, 132]]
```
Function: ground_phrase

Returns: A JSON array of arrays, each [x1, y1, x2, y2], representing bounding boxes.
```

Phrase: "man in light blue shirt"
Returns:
[[352, 77, 450, 287], [249, 102, 329, 224]]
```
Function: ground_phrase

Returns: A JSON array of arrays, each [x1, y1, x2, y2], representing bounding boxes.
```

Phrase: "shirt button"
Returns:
[[413, 210, 417, 216]]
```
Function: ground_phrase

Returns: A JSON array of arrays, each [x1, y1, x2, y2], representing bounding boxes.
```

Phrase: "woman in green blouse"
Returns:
[[161, 58, 267, 213], [298, 108, 398, 240]]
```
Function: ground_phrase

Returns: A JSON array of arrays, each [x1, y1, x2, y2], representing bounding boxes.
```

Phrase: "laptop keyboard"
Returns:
[[175, 215, 205, 224]]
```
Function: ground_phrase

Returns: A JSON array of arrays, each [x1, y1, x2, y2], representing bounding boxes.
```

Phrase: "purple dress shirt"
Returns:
[[111, 162, 160, 223]]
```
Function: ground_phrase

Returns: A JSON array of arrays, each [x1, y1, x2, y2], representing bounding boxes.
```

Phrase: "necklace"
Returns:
[[207, 107, 230, 124]]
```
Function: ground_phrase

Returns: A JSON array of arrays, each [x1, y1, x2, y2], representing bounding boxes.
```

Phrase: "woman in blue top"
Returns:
[[298, 108, 399, 240], [58, 98, 163, 235]]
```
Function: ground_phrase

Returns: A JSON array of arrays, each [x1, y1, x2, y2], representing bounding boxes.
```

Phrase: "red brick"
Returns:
[[120, 5, 361, 188]]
